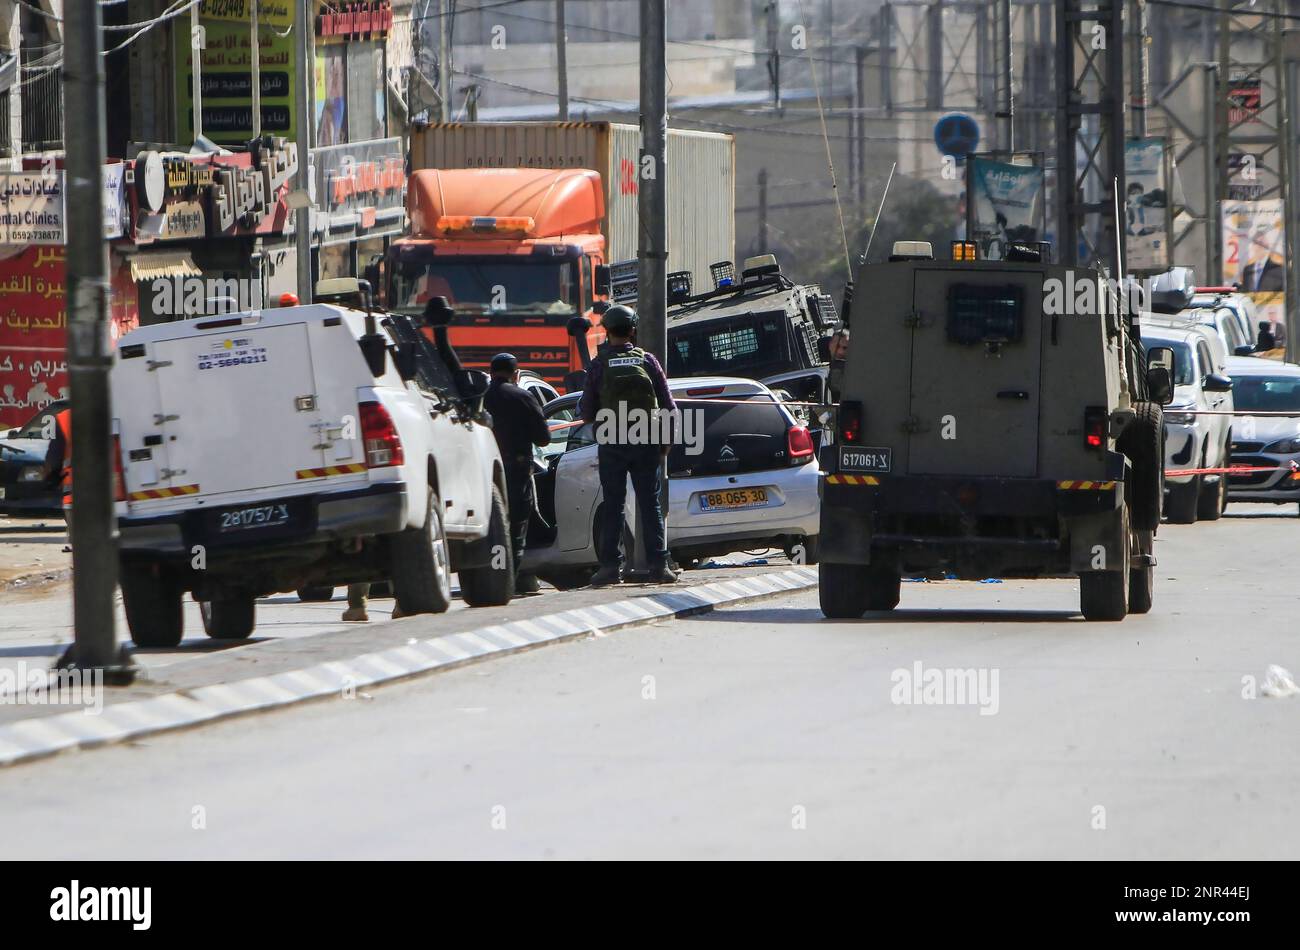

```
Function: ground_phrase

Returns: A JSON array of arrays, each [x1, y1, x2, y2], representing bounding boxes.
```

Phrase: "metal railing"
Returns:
[[21, 66, 62, 152]]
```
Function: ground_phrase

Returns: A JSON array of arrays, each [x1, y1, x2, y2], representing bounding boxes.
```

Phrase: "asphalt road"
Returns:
[[1, 504, 1297, 859]]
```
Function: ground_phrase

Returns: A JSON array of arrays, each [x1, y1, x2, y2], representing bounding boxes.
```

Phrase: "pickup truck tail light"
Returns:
[[360, 401, 405, 468], [1084, 406, 1107, 450], [787, 425, 815, 463], [839, 400, 863, 444]]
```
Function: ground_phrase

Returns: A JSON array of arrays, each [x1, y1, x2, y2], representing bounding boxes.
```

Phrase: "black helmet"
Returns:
[[602, 304, 638, 335], [490, 352, 518, 373]]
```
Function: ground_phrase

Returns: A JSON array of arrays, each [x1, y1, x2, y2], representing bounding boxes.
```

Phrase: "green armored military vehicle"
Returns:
[[817, 240, 1174, 621]]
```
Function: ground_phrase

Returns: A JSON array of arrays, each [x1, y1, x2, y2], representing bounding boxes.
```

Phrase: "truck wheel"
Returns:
[[389, 490, 452, 615], [1080, 508, 1131, 621], [1120, 401, 1164, 532], [121, 561, 184, 648], [1128, 529, 1154, 614], [1165, 476, 1199, 524], [459, 485, 514, 607], [865, 566, 901, 610], [296, 585, 335, 602], [818, 562, 869, 618], [200, 594, 256, 639]]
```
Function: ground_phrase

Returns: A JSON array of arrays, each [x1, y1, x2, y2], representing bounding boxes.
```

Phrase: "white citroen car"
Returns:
[[523, 376, 821, 587]]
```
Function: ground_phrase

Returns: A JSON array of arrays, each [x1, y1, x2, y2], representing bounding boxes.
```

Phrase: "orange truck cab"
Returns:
[[383, 167, 608, 389]]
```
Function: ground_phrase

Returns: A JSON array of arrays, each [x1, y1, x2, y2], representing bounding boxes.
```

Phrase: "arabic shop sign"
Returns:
[[311, 138, 405, 216], [0, 173, 66, 244], [175, 3, 297, 144], [317, 0, 393, 37]]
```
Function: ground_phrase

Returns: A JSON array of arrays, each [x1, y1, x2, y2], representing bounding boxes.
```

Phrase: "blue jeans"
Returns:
[[597, 444, 667, 570]]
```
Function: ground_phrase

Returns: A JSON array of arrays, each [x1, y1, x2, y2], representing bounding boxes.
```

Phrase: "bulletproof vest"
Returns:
[[599, 347, 658, 417]]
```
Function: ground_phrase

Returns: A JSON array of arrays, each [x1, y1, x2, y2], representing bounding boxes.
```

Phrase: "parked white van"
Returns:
[[111, 290, 511, 646]]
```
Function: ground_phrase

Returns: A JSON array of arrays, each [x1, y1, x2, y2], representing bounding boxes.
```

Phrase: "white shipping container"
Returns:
[[411, 122, 735, 293]]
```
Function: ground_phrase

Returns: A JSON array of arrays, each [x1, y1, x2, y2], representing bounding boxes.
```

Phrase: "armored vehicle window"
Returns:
[[668, 311, 792, 377], [946, 284, 1024, 346]]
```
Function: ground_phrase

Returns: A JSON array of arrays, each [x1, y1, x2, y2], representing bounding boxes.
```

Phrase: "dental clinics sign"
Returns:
[[0, 173, 65, 244]]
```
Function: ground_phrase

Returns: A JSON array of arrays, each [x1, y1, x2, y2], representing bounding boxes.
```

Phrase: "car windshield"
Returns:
[[1231, 375, 1300, 412], [390, 256, 577, 316], [668, 312, 793, 378]]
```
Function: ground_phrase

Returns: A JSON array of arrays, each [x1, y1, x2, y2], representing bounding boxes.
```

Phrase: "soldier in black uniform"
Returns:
[[484, 353, 551, 594]]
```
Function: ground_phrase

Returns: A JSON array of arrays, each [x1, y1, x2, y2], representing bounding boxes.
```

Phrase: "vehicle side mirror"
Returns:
[[816, 335, 833, 363], [1234, 344, 1256, 356], [3, 429, 15, 439], [358, 333, 389, 378], [1146, 345, 1175, 405], [1203, 372, 1234, 393], [594, 264, 611, 296], [1147, 366, 1174, 405], [456, 368, 491, 403], [563, 369, 588, 394], [393, 341, 419, 383]]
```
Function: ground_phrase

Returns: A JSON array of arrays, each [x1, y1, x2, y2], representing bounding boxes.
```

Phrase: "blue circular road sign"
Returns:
[[934, 113, 981, 159]]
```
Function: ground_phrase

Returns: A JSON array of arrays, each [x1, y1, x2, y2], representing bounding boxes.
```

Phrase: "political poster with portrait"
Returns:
[[1123, 138, 1170, 273], [1221, 198, 1286, 337], [966, 157, 1044, 261]]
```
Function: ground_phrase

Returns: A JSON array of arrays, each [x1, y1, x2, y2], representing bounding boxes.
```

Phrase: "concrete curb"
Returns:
[[0, 567, 817, 768]]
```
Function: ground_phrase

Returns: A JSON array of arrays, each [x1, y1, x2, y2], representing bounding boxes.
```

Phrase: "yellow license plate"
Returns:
[[699, 487, 770, 511]]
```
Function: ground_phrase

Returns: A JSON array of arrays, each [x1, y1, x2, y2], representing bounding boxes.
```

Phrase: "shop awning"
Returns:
[[127, 250, 202, 282]]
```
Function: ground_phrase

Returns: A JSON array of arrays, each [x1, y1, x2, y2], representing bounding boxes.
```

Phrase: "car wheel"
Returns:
[[389, 490, 452, 615], [296, 585, 335, 602], [200, 593, 256, 639], [1080, 505, 1131, 621], [121, 561, 184, 648], [459, 485, 514, 607], [1165, 476, 1199, 524], [783, 535, 820, 565], [819, 562, 869, 618], [1196, 455, 1226, 521]]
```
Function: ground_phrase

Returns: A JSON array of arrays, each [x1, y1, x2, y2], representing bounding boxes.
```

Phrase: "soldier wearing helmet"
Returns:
[[578, 304, 678, 586]]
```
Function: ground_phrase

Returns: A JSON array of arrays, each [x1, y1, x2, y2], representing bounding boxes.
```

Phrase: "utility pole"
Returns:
[[191, 1, 203, 141], [439, 0, 452, 122], [766, 0, 781, 111], [58, 0, 133, 681], [556, 0, 569, 119], [635, 0, 667, 575], [294, 0, 312, 300], [1001, 0, 1014, 151], [1131, 0, 1148, 137], [855, 45, 866, 207], [758, 167, 769, 253], [251, 0, 261, 138]]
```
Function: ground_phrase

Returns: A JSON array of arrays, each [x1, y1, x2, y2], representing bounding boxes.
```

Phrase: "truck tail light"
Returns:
[[112, 435, 126, 502], [839, 400, 863, 444], [1084, 406, 1107, 450], [787, 425, 814, 463], [360, 401, 405, 468]]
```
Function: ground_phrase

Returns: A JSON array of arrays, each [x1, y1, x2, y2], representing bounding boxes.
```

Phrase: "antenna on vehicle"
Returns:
[[861, 162, 897, 266]]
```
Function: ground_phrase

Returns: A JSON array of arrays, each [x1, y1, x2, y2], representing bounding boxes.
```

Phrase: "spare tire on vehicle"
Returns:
[[1120, 401, 1164, 532]]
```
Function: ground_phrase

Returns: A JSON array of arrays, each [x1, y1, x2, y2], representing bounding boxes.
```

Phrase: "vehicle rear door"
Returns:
[[149, 323, 327, 497], [907, 271, 1043, 477]]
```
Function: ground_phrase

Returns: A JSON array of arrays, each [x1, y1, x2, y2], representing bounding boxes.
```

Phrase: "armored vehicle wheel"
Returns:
[[819, 563, 870, 618], [1128, 529, 1154, 614], [1080, 506, 1131, 621], [1120, 401, 1164, 532], [1165, 476, 1199, 524]]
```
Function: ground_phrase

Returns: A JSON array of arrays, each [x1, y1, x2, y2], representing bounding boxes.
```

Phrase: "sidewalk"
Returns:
[[0, 515, 70, 589], [0, 557, 817, 729]]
